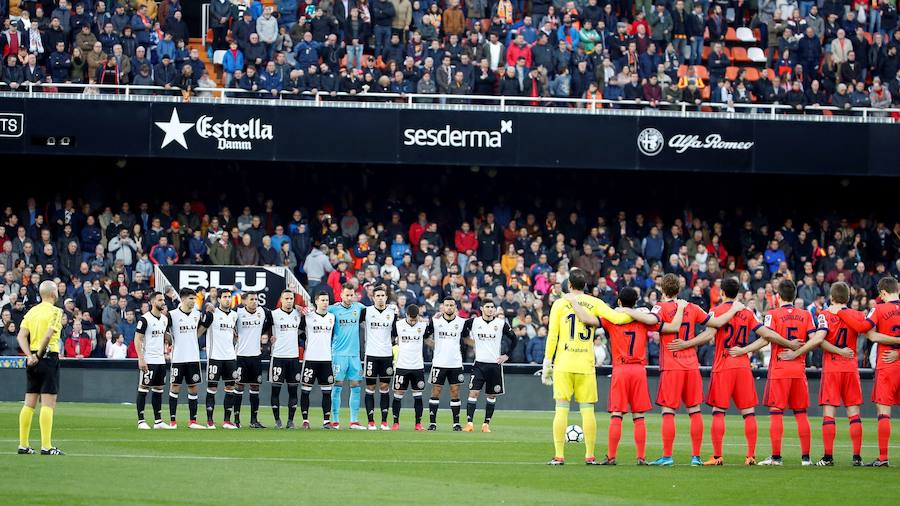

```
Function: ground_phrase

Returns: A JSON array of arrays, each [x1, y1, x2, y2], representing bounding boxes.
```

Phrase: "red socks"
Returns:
[[878, 415, 891, 461], [634, 416, 647, 460], [711, 412, 725, 458], [822, 416, 836, 457], [849, 415, 863, 457], [661, 413, 675, 457], [689, 411, 703, 456], [608, 415, 622, 459], [795, 410, 811, 457], [769, 410, 784, 457], [743, 413, 757, 458]]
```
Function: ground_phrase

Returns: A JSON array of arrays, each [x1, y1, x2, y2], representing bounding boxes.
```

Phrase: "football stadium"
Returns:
[[1, 0, 900, 504]]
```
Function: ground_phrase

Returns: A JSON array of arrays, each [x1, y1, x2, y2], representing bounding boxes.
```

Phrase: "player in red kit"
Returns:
[[700, 277, 787, 466], [777, 282, 864, 466], [837, 276, 900, 467], [572, 287, 686, 465], [758, 279, 827, 466], [648, 274, 745, 467]]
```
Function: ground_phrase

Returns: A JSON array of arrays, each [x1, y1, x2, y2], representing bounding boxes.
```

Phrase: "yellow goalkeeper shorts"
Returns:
[[553, 370, 598, 404]]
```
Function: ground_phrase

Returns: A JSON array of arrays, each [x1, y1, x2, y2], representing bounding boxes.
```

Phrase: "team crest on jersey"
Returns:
[[192, 374, 200, 382]]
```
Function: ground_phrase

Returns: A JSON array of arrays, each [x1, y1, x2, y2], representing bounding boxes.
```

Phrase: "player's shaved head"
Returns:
[[830, 282, 850, 304], [777, 279, 796, 302], [569, 268, 587, 291], [618, 287, 639, 308], [660, 273, 680, 297], [39, 280, 57, 301], [721, 277, 740, 299]]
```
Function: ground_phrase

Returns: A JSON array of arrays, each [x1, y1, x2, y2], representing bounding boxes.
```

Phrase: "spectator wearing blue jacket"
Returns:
[[764, 239, 786, 274], [131, 4, 153, 47], [80, 216, 102, 259], [641, 225, 664, 263], [259, 60, 284, 98], [149, 237, 179, 265], [638, 43, 662, 79], [526, 330, 546, 363], [391, 234, 411, 264], [188, 231, 208, 264], [278, 0, 299, 27], [557, 17, 580, 50], [294, 33, 322, 73], [222, 41, 245, 87]]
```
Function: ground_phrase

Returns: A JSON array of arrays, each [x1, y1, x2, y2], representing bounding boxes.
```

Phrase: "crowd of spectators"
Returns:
[[2, 0, 899, 111], [1, 194, 898, 370]]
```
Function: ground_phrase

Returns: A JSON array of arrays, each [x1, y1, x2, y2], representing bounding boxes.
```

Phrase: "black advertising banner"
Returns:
[[0, 96, 897, 177], [150, 102, 277, 160], [156, 265, 286, 309], [637, 116, 754, 172]]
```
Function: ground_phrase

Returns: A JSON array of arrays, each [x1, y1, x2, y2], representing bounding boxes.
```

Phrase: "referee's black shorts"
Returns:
[[26, 352, 60, 395]]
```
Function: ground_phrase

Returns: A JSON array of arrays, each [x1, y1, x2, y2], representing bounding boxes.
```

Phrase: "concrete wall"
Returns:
[[0, 361, 881, 417]]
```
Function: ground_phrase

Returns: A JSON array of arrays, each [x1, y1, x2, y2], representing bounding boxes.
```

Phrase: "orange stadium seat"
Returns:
[[725, 66, 739, 80], [743, 67, 760, 81], [731, 47, 749, 62], [725, 27, 739, 42]]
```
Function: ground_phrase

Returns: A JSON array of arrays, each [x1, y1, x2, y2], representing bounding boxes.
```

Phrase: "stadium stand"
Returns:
[[0, 0, 898, 113]]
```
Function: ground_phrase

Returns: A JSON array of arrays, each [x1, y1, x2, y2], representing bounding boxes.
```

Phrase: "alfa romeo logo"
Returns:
[[637, 128, 664, 157]]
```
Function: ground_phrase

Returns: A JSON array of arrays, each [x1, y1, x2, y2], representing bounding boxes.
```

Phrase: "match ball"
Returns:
[[565, 424, 584, 443]]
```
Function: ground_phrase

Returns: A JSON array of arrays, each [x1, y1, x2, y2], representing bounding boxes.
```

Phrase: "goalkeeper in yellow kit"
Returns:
[[542, 269, 634, 465]]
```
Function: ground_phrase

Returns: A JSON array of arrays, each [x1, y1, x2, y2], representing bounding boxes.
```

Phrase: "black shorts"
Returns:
[[394, 368, 426, 391], [237, 355, 264, 384], [171, 362, 202, 386], [207, 359, 238, 384], [430, 366, 465, 386], [26, 353, 60, 395], [139, 363, 168, 389], [469, 362, 505, 395], [364, 355, 394, 380], [301, 360, 334, 386], [270, 357, 302, 384]]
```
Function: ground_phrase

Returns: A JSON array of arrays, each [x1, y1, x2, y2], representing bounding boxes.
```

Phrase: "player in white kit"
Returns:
[[168, 288, 212, 429], [362, 285, 397, 430], [300, 291, 337, 429], [390, 304, 430, 431], [424, 297, 468, 431], [234, 292, 272, 429], [269, 290, 303, 429], [205, 288, 239, 429], [134, 291, 172, 430], [461, 300, 518, 433]]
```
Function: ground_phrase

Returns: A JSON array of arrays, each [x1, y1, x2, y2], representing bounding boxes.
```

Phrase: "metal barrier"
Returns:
[[2, 81, 899, 123]]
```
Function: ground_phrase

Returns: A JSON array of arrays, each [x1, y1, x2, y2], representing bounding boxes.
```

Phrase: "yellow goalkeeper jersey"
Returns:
[[545, 293, 633, 374]]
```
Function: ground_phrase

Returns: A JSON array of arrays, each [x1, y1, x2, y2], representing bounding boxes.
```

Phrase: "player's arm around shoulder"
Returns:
[[562, 293, 601, 327]]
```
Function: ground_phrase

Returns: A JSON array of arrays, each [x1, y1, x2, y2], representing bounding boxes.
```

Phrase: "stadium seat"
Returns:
[[725, 27, 739, 42], [702, 46, 711, 61], [764, 68, 775, 80], [701, 86, 711, 100], [731, 47, 749, 62], [723, 47, 733, 60], [736, 27, 756, 42], [725, 66, 739, 80], [747, 47, 766, 63], [694, 65, 709, 81], [677, 64, 688, 77], [743, 67, 760, 81], [213, 50, 227, 65], [864, 32, 873, 45]]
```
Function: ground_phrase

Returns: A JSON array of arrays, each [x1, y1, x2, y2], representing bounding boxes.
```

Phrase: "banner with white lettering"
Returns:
[[636, 117, 754, 172], [154, 265, 308, 309]]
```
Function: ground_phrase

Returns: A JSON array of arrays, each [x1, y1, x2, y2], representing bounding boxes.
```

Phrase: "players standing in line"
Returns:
[[541, 268, 639, 466], [234, 292, 272, 429], [168, 288, 212, 430], [269, 290, 303, 429], [647, 274, 745, 466], [300, 292, 337, 429], [461, 300, 518, 433], [836, 276, 900, 467], [773, 282, 863, 466], [135, 292, 173, 430], [757, 279, 826, 466], [699, 278, 780, 465], [424, 297, 468, 431], [361, 285, 398, 430], [328, 284, 366, 430], [391, 304, 430, 431], [205, 288, 240, 430]]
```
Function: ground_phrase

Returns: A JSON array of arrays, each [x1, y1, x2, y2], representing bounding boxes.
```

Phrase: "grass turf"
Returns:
[[0, 402, 897, 505]]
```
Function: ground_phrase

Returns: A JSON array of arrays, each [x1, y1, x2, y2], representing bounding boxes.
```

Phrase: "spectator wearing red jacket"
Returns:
[[408, 212, 428, 253], [64, 320, 93, 358], [506, 34, 533, 68], [455, 221, 479, 271]]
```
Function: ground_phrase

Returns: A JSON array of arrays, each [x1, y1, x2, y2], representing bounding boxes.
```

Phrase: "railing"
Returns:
[[2, 81, 899, 123], [201, 3, 209, 48]]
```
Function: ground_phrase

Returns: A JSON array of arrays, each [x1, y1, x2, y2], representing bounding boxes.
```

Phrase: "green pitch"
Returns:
[[1, 402, 896, 505]]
